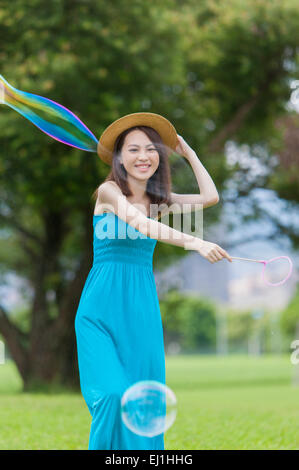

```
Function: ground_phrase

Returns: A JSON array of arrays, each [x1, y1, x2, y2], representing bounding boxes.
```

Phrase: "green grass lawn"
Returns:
[[0, 354, 299, 450]]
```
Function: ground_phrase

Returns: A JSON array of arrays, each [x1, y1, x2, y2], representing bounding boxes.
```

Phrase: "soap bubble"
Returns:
[[121, 380, 177, 437]]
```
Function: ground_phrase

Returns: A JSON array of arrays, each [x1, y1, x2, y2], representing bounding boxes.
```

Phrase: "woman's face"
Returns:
[[120, 129, 160, 181]]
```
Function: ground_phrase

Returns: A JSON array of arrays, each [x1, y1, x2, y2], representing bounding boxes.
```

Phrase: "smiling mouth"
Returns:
[[135, 165, 151, 170]]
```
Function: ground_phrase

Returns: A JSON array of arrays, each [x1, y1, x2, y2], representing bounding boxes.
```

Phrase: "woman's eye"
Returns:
[[130, 148, 156, 152]]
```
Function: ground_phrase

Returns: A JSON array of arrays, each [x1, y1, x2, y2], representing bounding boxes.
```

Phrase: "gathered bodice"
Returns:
[[92, 212, 157, 268]]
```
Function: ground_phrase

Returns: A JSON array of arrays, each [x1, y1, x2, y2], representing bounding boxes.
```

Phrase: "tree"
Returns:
[[175, 0, 299, 248], [0, 0, 187, 390], [0, 0, 299, 390]]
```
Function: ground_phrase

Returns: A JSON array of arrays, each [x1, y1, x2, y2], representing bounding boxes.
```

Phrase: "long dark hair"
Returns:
[[91, 126, 172, 210]]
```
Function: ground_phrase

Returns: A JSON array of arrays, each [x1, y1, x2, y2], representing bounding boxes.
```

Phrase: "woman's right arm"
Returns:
[[97, 181, 232, 264]]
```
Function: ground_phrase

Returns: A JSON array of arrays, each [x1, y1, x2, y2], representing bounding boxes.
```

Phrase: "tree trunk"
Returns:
[[22, 328, 80, 392], [0, 209, 93, 392]]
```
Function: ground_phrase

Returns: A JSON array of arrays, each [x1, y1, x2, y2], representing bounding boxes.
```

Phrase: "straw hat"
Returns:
[[97, 112, 178, 165]]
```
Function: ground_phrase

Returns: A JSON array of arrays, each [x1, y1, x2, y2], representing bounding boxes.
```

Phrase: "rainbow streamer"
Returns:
[[0, 75, 99, 152]]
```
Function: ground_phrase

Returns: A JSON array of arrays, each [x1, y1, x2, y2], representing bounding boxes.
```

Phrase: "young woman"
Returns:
[[0, 78, 231, 449], [74, 113, 232, 450]]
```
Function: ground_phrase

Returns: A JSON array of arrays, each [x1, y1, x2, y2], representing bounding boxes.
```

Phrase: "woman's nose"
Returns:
[[138, 150, 149, 159]]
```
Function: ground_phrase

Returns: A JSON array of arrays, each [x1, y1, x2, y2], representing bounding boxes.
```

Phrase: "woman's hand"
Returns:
[[193, 238, 232, 264], [175, 134, 196, 160]]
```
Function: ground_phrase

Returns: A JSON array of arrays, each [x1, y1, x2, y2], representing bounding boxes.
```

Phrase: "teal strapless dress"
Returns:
[[75, 212, 166, 450]]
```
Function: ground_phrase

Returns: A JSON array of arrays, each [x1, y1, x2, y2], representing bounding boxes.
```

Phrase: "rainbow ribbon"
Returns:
[[0, 75, 99, 152]]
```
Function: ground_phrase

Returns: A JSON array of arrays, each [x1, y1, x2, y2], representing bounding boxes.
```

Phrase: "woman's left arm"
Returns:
[[171, 135, 220, 208]]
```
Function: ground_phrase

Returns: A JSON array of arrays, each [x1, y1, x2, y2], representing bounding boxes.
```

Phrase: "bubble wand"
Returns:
[[230, 255, 293, 287]]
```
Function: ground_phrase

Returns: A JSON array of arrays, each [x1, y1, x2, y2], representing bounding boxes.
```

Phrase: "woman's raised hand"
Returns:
[[175, 134, 195, 159], [193, 239, 232, 264]]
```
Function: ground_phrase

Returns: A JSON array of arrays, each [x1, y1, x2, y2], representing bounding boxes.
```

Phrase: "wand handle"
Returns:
[[231, 256, 265, 264]]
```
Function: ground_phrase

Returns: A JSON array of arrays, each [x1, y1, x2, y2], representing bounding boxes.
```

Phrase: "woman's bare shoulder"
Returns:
[[94, 182, 123, 216], [98, 180, 122, 194]]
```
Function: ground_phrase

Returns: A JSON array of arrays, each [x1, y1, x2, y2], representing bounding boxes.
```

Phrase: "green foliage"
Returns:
[[9, 306, 31, 335], [159, 291, 292, 355], [226, 308, 255, 352], [226, 307, 287, 354], [279, 283, 299, 338], [1, 0, 298, 276], [160, 290, 216, 352], [1, 0, 299, 388]]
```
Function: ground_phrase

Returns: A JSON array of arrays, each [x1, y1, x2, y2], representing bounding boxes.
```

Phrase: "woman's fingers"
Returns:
[[210, 251, 221, 263], [208, 246, 232, 263], [198, 240, 232, 264], [221, 248, 233, 262]]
